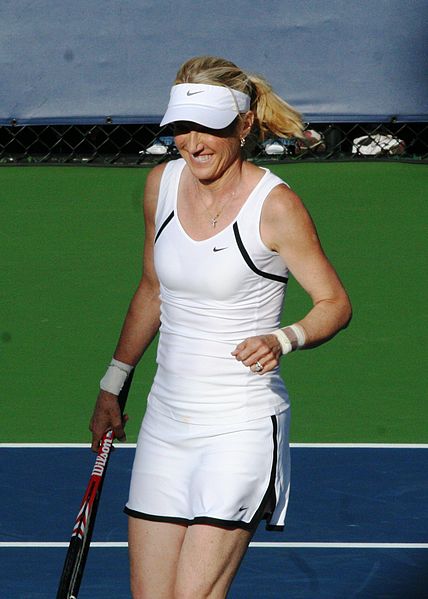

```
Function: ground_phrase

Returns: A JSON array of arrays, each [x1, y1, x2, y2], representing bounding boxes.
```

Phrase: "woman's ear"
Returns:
[[241, 111, 255, 138]]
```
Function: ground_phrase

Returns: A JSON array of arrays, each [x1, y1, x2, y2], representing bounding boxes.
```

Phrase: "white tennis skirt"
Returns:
[[124, 404, 291, 531]]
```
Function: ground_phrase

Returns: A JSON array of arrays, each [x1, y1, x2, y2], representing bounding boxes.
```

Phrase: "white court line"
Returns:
[[250, 542, 428, 549], [1, 542, 428, 549], [1, 443, 428, 449], [0, 443, 121, 448]]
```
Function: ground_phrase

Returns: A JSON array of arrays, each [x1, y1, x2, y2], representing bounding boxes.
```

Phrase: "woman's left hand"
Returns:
[[231, 334, 282, 374]]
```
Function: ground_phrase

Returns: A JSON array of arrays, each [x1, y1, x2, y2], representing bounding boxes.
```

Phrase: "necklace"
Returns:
[[194, 180, 239, 228]]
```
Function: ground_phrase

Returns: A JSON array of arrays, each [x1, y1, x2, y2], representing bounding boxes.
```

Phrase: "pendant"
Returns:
[[211, 218, 218, 228]]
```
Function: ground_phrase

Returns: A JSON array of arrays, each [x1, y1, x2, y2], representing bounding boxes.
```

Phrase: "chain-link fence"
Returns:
[[0, 121, 427, 165]]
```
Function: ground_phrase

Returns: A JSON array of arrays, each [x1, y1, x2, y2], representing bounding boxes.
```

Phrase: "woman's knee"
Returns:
[[174, 580, 225, 599]]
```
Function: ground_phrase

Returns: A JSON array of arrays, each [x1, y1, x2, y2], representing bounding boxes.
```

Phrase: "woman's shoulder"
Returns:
[[263, 184, 308, 232], [145, 162, 168, 191], [144, 159, 186, 224], [243, 161, 288, 191], [145, 159, 185, 197], [142, 163, 169, 224], [257, 164, 309, 224], [260, 174, 316, 253]]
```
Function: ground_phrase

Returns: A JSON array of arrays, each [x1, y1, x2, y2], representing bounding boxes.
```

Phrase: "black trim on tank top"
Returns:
[[155, 210, 175, 243], [233, 222, 289, 284]]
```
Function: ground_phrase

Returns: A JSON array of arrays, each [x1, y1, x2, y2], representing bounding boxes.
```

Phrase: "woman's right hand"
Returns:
[[89, 390, 128, 452]]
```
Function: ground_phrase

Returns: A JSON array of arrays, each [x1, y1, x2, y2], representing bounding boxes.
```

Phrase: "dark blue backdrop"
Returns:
[[0, 0, 426, 124]]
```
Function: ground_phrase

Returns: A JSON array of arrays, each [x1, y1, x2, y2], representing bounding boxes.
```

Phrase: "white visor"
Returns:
[[160, 83, 251, 129]]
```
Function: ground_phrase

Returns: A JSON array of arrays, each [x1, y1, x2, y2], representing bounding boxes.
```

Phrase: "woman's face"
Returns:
[[173, 114, 252, 184]]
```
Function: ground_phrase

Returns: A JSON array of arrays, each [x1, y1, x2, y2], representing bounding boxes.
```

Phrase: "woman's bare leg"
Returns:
[[128, 517, 187, 599], [129, 517, 254, 599], [174, 524, 253, 599]]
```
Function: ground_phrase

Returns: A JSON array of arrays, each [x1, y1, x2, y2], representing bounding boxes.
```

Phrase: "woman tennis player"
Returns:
[[90, 55, 352, 598]]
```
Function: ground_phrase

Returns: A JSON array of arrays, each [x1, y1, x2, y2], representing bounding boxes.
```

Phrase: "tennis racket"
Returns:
[[56, 370, 134, 599]]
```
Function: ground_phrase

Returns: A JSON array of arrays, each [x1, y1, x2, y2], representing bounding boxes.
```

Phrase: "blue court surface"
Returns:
[[1, 445, 427, 598]]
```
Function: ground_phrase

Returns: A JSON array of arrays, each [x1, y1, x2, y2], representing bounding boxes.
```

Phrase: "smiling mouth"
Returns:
[[192, 154, 211, 162]]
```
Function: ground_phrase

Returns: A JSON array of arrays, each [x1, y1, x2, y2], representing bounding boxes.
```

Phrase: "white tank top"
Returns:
[[149, 158, 290, 424]]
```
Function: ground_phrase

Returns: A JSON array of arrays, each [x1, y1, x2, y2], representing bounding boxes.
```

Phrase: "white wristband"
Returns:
[[287, 323, 306, 348], [272, 329, 293, 355], [272, 324, 306, 355], [100, 358, 134, 395]]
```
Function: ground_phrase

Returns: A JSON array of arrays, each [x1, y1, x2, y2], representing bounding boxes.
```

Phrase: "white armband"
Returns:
[[100, 358, 134, 395], [272, 323, 306, 355]]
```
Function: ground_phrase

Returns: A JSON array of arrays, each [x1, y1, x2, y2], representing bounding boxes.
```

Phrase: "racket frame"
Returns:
[[56, 371, 134, 599]]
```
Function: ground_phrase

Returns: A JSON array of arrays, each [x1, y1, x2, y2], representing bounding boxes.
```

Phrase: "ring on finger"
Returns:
[[254, 360, 263, 372]]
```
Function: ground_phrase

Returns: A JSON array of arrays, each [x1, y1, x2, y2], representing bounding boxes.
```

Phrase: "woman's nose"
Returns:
[[186, 130, 203, 152]]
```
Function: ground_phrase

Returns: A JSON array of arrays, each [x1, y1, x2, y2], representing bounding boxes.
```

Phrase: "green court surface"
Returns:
[[1, 162, 426, 443]]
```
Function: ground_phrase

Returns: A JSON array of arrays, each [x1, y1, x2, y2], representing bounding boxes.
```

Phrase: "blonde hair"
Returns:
[[174, 55, 304, 140]]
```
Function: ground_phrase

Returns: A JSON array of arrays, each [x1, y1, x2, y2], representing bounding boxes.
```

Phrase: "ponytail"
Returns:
[[248, 74, 305, 141]]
